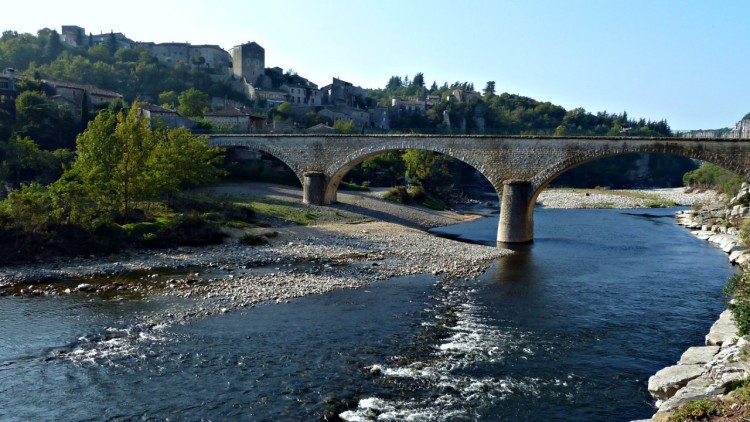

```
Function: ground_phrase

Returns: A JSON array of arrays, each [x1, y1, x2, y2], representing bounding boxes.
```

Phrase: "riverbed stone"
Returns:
[[677, 346, 720, 365], [648, 364, 706, 401]]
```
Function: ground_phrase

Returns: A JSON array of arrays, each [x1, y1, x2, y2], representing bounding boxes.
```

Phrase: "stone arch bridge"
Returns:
[[208, 134, 750, 244]]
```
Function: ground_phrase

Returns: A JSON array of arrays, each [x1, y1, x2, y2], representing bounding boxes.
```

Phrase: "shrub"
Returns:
[[383, 186, 411, 204], [725, 272, 750, 336], [239, 232, 268, 245], [741, 219, 750, 247], [669, 399, 723, 421]]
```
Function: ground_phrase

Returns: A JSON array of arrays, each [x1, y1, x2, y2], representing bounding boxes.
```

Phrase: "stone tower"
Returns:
[[231, 42, 265, 85]]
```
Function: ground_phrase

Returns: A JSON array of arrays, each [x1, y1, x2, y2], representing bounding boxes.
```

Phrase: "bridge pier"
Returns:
[[497, 180, 534, 244], [302, 171, 327, 205]]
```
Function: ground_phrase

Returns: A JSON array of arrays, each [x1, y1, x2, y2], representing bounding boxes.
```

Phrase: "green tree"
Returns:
[[106, 32, 117, 57], [88, 45, 109, 63], [412, 72, 425, 88], [67, 103, 225, 220], [1, 136, 41, 186], [148, 127, 225, 199], [333, 119, 356, 134], [44, 30, 62, 61], [386, 76, 402, 90], [158, 90, 178, 108], [483, 81, 496, 97], [177, 88, 209, 118], [402, 149, 453, 198]]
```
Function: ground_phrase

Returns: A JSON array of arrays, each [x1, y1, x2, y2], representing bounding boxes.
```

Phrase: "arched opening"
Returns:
[[324, 148, 498, 211], [531, 152, 745, 208], [523, 153, 746, 240], [222, 146, 302, 188]]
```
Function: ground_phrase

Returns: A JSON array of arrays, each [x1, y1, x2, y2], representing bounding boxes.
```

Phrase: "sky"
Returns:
[[1, 0, 748, 130]]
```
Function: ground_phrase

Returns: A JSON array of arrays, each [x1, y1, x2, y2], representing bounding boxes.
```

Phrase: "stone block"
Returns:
[[648, 364, 705, 401], [705, 310, 738, 346], [678, 346, 720, 365]]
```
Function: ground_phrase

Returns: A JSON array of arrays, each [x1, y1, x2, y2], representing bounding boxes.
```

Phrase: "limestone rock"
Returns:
[[677, 346, 720, 365], [705, 310, 737, 346], [656, 384, 724, 412], [648, 364, 705, 401]]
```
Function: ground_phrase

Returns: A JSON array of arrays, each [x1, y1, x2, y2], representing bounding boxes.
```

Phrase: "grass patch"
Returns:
[[669, 399, 723, 421], [421, 197, 447, 211], [339, 181, 370, 191], [242, 199, 320, 225]]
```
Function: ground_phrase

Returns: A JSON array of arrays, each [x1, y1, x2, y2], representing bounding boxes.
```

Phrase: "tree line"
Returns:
[[369, 73, 672, 137]]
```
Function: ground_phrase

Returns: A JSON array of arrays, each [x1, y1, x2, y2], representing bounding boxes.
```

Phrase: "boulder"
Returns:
[[648, 364, 705, 401], [677, 346, 720, 365], [76, 283, 94, 292], [729, 249, 749, 263], [705, 310, 737, 346], [656, 384, 724, 412]]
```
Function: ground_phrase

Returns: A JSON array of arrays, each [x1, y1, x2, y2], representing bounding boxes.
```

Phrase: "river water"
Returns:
[[0, 208, 737, 421]]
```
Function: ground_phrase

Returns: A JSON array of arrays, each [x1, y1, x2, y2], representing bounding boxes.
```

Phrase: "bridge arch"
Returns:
[[529, 143, 750, 205], [209, 138, 307, 186], [323, 142, 501, 205]]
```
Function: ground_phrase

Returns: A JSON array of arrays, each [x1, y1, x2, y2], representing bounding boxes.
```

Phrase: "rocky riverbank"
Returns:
[[538, 187, 719, 209], [641, 187, 750, 422]]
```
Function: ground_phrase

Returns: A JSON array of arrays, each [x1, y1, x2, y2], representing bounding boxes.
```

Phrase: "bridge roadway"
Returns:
[[208, 134, 750, 244]]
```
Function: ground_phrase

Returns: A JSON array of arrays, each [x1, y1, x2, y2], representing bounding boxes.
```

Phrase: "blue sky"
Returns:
[[2, 0, 748, 130]]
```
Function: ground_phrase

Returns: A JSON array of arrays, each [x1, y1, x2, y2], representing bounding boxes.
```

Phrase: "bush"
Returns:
[[383, 186, 411, 204], [725, 272, 750, 336], [741, 219, 750, 247], [669, 399, 723, 421], [239, 232, 268, 245]]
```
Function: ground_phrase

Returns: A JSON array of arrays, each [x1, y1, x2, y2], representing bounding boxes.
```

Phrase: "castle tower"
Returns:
[[231, 42, 265, 85]]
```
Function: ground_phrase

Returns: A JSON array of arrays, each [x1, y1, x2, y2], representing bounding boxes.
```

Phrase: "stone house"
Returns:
[[369, 107, 390, 130], [318, 107, 371, 128], [90, 32, 134, 49], [204, 107, 265, 132], [61, 25, 86, 46], [43, 80, 123, 116], [281, 83, 322, 106], [137, 103, 197, 129], [321, 78, 367, 108], [0, 68, 18, 100], [250, 87, 288, 106], [391, 98, 427, 112], [138, 42, 232, 72]]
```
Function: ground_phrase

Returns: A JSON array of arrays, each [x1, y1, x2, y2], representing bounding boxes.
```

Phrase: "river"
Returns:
[[0, 208, 736, 421]]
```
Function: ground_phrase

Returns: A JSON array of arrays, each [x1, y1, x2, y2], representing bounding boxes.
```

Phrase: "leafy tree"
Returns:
[[412, 72, 425, 88], [88, 45, 110, 63], [403, 149, 453, 198], [483, 81, 496, 97], [44, 30, 62, 61], [386, 76, 402, 90], [115, 48, 141, 63], [333, 119, 356, 134], [1, 136, 41, 185], [269, 102, 292, 122], [107, 32, 117, 57], [148, 127, 225, 199], [66, 103, 225, 220], [177, 88, 209, 118], [158, 91, 178, 108]]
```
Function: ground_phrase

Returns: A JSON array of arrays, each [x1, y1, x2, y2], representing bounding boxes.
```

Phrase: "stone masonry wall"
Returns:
[[208, 135, 750, 206]]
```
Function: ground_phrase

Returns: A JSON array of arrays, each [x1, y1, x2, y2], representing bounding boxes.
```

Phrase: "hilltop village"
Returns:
[[1, 25, 458, 133]]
